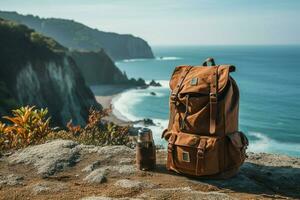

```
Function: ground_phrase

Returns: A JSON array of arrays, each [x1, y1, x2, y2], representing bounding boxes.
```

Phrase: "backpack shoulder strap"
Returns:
[[164, 66, 192, 137], [170, 66, 193, 103], [209, 66, 219, 134]]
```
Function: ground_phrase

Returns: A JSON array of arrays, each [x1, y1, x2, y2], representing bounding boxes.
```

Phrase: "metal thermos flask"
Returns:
[[136, 128, 156, 170]]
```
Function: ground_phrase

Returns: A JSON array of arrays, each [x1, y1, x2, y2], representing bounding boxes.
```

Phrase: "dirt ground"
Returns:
[[1, 148, 296, 200]]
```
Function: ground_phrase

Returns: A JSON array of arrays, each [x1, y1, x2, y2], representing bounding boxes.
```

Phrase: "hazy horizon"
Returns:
[[0, 0, 299, 46]]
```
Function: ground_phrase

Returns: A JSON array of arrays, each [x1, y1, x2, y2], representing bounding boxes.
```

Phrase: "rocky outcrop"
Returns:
[[0, 18, 100, 126], [0, 11, 154, 61], [8, 140, 81, 177], [148, 80, 162, 87], [83, 168, 107, 184], [0, 139, 299, 199]]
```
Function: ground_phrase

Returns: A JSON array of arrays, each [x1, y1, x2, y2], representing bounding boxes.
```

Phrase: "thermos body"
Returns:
[[136, 128, 156, 170]]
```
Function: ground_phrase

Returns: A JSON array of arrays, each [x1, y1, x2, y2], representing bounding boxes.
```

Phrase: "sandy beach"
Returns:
[[91, 85, 134, 126]]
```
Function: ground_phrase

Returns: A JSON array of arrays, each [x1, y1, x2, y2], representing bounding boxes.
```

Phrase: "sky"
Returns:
[[0, 0, 300, 45]]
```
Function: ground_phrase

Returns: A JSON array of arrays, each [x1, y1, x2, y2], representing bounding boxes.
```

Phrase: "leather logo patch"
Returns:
[[182, 151, 190, 162], [190, 78, 198, 86]]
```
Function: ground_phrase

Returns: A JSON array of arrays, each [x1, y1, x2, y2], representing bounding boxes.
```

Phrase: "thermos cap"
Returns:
[[137, 128, 153, 143]]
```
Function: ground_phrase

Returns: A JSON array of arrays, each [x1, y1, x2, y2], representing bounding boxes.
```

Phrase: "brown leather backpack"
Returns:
[[162, 58, 248, 178]]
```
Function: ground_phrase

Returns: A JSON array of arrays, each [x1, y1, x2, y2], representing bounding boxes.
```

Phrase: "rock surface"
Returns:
[[0, 174, 24, 186], [132, 118, 156, 127], [114, 179, 156, 189], [82, 160, 101, 173], [30, 181, 67, 195], [83, 168, 107, 184], [8, 140, 80, 177], [0, 139, 299, 200]]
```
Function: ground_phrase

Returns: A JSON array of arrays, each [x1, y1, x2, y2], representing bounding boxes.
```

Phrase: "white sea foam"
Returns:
[[153, 80, 169, 88], [155, 56, 182, 61], [112, 80, 169, 122], [122, 58, 149, 63], [115, 56, 182, 64], [112, 90, 142, 122], [248, 132, 300, 156]]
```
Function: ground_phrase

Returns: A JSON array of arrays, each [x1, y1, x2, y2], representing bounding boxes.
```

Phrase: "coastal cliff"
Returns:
[[0, 18, 100, 126], [0, 139, 299, 199], [0, 11, 154, 61], [70, 50, 128, 85], [70, 50, 149, 86]]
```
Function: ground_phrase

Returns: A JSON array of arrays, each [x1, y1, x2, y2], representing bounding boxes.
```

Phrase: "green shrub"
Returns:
[[0, 106, 132, 152], [47, 108, 132, 147], [1, 106, 50, 149]]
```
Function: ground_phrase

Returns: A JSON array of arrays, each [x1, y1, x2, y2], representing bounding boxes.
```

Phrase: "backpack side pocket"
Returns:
[[225, 131, 248, 170]]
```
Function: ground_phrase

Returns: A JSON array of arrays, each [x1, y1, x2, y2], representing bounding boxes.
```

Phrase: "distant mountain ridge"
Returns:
[[0, 11, 154, 61]]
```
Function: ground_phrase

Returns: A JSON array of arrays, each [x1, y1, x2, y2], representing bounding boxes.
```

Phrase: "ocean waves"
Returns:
[[248, 132, 300, 157], [116, 56, 182, 64], [155, 56, 182, 61]]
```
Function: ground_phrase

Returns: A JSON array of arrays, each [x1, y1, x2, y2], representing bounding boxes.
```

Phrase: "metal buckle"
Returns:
[[197, 149, 204, 159], [170, 93, 178, 103], [209, 93, 217, 103]]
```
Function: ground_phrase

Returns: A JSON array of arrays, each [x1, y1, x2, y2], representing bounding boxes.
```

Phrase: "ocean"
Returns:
[[114, 45, 300, 157]]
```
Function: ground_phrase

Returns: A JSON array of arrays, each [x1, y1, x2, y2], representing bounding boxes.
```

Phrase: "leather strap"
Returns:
[[167, 135, 177, 171], [161, 129, 168, 139], [168, 66, 193, 131], [167, 103, 176, 132], [196, 139, 206, 175], [180, 94, 190, 130], [170, 66, 193, 104], [209, 66, 219, 134]]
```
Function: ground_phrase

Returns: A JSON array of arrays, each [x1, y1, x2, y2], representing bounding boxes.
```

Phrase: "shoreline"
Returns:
[[92, 85, 134, 126], [93, 84, 168, 145]]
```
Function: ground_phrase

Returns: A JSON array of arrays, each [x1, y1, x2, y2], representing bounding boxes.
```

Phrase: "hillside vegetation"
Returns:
[[0, 11, 154, 60]]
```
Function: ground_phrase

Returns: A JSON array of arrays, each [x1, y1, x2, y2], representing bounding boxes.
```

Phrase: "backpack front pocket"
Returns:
[[177, 94, 224, 135], [167, 133, 220, 176]]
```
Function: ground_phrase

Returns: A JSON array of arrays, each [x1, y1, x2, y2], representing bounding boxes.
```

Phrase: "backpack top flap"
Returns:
[[169, 65, 235, 95]]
